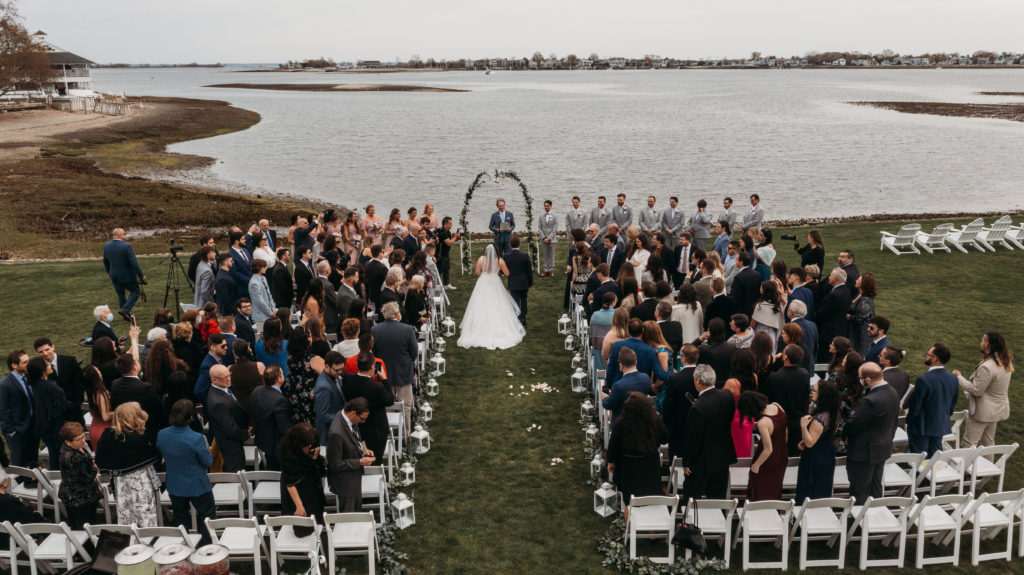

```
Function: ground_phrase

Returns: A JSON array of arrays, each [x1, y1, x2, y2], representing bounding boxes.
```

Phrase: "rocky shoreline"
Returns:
[[851, 100, 1024, 123], [206, 82, 468, 93]]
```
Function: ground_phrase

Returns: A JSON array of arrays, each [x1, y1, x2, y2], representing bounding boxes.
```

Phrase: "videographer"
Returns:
[[435, 216, 460, 290], [789, 230, 825, 271], [102, 228, 147, 322]]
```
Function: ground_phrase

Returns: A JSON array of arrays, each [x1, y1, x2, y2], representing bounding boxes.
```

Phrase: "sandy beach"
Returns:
[[0, 108, 140, 159]]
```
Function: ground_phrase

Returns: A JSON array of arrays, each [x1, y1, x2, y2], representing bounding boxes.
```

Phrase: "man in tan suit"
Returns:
[[954, 332, 1013, 448]]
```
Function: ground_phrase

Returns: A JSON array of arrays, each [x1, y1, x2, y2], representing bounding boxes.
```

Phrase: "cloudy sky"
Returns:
[[22, 0, 1024, 64]]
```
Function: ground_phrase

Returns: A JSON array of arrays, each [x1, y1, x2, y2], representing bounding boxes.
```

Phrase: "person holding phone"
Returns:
[[279, 422, 326, 536]]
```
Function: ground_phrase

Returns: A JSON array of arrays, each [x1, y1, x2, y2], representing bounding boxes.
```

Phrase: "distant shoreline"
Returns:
[[205, 82, 468, 93]]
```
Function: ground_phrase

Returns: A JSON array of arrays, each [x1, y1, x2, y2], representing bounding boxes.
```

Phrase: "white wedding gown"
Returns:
[[457, 245, 527, 350]]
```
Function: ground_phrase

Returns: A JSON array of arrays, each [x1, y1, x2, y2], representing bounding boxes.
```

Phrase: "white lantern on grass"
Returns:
[[558, 314, 571, 334], [392, 493, 416, 528], [435, 337, 446, 353], [399, 462, 416, 485], [580, 399, 595, 418], [571, 368, 588, 393], [420, 401, 433, 421], [564, 334, 575, 350], [591, 453, 605, 478], [425, 378, 439, 397], [594, 482, 620, 517], [572, 353, 583, 369], [585, 423, 599, 444], [442, 316, 456, 337], [410, 425, 431, 454], [429, 353, 446, 376]]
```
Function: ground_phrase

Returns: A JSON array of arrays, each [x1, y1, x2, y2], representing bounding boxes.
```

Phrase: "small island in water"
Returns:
[[205, 83, 468, 93], [851, 100, 1024, 123]]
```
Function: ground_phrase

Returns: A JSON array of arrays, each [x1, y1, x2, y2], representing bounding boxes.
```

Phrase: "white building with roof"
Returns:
[[33, 31, 94, 96]]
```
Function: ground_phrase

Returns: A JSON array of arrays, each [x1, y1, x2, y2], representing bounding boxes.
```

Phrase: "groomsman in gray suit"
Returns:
[[590, 196, 611, 236], [539, 200, 558, 276], [741, 194, 765, 233], [565, 195, 588, 233], [690, 199, 714, 249], [639, 196, 661, 238], [611, 193, 633, 229], [718, 197, 738, 234], [661, 196, 687, 250]]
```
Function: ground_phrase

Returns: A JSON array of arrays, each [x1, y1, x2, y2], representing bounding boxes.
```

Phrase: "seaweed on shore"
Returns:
[[851, 100, 1024, 123]]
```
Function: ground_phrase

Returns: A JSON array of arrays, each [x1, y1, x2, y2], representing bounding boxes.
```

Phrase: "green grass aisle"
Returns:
[[404, 243, 608, 574]]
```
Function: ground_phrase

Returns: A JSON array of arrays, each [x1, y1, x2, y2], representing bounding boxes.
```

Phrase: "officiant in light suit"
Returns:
[[489, 199, 515, 257]]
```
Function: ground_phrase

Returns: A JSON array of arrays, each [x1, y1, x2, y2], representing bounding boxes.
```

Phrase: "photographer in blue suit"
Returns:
[[488, 198, 515, 257], [102, 228, 146, 321]]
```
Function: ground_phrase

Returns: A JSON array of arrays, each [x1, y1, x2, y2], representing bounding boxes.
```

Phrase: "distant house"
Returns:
[[832, 58, 847, 66], [608, 57, 626, 69], [358, 60, 382, 68], [33, 31, 93, 97], [579, 58, 593, 69], [977, 57, 990, 65]]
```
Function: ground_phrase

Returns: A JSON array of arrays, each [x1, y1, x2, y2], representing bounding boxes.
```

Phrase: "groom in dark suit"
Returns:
[[489, 199, 515, 257], [503, 236, 533, 326]]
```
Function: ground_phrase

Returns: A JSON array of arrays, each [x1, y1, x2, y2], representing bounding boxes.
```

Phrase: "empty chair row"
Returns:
[[880, 216, 1024, 255]]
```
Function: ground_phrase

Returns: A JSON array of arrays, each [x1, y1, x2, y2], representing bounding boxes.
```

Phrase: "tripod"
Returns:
[[163, 248, 194, 321]]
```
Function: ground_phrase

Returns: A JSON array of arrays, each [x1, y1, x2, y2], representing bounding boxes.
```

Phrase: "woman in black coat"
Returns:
[[607, 392, 668, 511], [279, 423, 326, 536], [27, 358, 67, 472], [403, 274, 429, 329], [58, 422, 103, 528]]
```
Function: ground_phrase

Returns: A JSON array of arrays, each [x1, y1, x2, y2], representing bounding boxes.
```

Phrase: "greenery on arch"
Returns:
[[459, 169, 538, 274]]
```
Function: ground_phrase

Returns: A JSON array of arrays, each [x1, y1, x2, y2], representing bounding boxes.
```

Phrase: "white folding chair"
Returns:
[[244, 443, 263, 470], [132, 525, 202, 550], [681, 498, 738, 568], [0, 522, 21, 575], [97, 475, 116, 523], [30, 469, 63, 522], [264, 515, 322, 575], [1007, 221, 1024, 249], [205, 517, 268, 575], [914, 222, 954, 254], [883, 452, 924, 496], [4, 467, 40, 511], [790, 497, 854, 570], [727, 458, 752, 500], [847, 496, 914, 569], [625, 495, 678, 565], [667, 457, 686, 498], [387, 401, 406, 456], [733, 500, 793, 570], [209, 472, 248, 517], [977, 215, 1015, 251], [917, 447, 978, 496], [943, 410, 968, 449], [781, 457, 801, 499], [907, 493, 970, 568], [893, 415, 908, 448], [968, 443, 1017, 494], [381, 436, 398, 483], [361, 466, 389, 527], [323, 512, 379, 575], [946, 218, 988, 253], [879, 223, 922, 255], [957, 489, 1024, 565], [83, 523, 136, 546], [11, 522, 91, 575], [241, 470, 282, 518], [832, 456, 850, 496]]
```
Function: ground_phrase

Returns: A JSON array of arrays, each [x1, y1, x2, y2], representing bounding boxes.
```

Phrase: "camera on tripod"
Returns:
[[169, 238, 185, 255], [780, 234, 798, 241]]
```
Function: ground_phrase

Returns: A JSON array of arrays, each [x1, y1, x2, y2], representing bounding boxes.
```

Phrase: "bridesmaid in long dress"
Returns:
[[360, 204, 383, 247], [383, 209, 403, 249], [739, 391, 788, 501], [81, 365, 112, 450]]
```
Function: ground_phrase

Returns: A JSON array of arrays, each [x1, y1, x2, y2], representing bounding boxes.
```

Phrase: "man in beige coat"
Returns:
[[954, 332, 1013, 448]]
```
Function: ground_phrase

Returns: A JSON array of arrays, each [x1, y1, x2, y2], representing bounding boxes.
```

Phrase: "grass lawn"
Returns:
[[0, 216, 1022, 574]]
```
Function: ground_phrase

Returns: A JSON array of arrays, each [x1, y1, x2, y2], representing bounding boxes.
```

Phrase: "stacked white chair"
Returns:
[[733, 499, 793, 570], [264, 515, 322, 575], [323, 512, 379, 575], [624, 495, 678, 564], [205, 517, 268, 575], [847, 496, 914, 569], [790, 497, 854, 570], [957, 489, 1024, 565], [907, 493, 970, 568], [879, 223, 922, 255]]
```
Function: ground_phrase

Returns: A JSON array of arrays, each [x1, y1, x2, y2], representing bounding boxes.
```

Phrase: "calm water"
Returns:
[[93, 68, 1024, 231]]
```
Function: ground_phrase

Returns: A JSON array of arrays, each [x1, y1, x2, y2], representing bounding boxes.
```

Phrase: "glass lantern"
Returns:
[[591, 453, 605, 478], [425, 378, 439, 397], [392, 493, 416, 529], [580, 399, 595, 418], [442, 316, 456, 337], [558, 314, 571, 334], [398, 462, 416, 485], [594, 482, 620, 517], [420, 401, 433, 421], [571, 368, 588, 393], [435, 337, 446, 354], [410, 425, 431, 454], [572, 353, 583, 369], [429, 353, 446, 376], [585, 423, 599, 444], [564, 334, 575, 350]]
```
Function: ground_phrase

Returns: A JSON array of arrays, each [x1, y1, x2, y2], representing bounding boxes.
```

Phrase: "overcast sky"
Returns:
[[22, 0, 1024, 64]]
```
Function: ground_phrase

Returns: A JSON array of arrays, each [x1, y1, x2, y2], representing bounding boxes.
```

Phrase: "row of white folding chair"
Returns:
[[0, 520, 91, 575], [915, 444, 1017, 497], [263, 513, 377, 575]]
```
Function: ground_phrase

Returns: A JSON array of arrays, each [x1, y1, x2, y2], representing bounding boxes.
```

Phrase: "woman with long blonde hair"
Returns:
[[601, 307, 632, 364], [94, 402, 160, 527]]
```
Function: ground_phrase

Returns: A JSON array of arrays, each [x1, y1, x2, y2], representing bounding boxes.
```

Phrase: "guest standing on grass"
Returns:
[[1, 350, 40, 468], [607, 392, 668, 512], [103, 227, 146, 320], [739, 391, 788, 501], [327, 398, 375, 512], [907, 343, 959, 458], [95, 402, 161, 527], [250, 366, 292, 471], [57, 422, 102, 529], [847, 273, 878, 357], [157, 400, 215, 546], [795, 379, 840, 504], [680, 365, 737, 503], [280, 422, 327, 535], [955, 331, 1013, 448], [845, 362, 899, 504], [27, 357, 65, 471]]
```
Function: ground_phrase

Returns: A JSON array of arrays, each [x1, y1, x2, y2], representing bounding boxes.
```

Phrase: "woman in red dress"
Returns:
[[739, 391, 788, 501]]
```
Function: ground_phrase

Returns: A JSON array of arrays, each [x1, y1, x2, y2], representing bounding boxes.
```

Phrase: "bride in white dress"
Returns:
[[457, 244, 527, 350]]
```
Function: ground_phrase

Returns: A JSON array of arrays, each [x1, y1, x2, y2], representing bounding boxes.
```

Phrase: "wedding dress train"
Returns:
[[457, 245, 526, 350]]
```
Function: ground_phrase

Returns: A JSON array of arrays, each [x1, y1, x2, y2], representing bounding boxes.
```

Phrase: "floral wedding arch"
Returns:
[[459, 170, 539, 275]]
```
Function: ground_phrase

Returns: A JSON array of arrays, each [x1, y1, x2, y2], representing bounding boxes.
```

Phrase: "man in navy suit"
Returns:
[[907, 343, 959, 457], [602, 234, 626, 279], [503, 236, 534, 326], [606, 319, 673, 387], [586, 264, 621, 319], [815, 267, 852, 362], [227, 229, 253, 298], [102, 228, 146, 320], [864, 315, 892, 364], [704, 278, 736, 329], [785, 267, 815, 321], [601, 348, 651, 427], [214, 254, 238, 317], [730, 252, 762, 317], [0, 351, 37, 467], [34, 337, 85, 426], [314, 352, 347, 447], [489, 199, 515, 257]]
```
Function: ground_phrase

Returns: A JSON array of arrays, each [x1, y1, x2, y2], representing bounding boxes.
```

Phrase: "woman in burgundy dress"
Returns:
[[739, 391, 788, 501]]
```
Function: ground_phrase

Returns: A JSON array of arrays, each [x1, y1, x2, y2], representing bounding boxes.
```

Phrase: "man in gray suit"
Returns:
[[371, 302, 418, 434], [690, 199, 714, 249], [611, 193, 633, 229], [741, 193, 765, 233], [565, 195, 588, 233], [590, 196, 611, 236], [661, 196, 686, 250], [538, 200, 558, 276], [194, 245, 217, 309], [718, 197, 738, 234], [316, 261, 342, 336], [327, 398, 375, 512], [638, 195, 660, 238], [845, 362, 899, 504]]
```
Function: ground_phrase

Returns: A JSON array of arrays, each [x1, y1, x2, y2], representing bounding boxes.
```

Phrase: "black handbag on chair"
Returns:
[[672, 499, 707, 553]]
